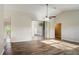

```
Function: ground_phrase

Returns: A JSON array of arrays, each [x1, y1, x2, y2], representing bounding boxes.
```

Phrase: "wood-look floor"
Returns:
[[4, 39, 79, 55]]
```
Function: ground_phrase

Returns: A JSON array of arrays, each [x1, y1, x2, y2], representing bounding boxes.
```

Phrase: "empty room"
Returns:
[[0, 4, 79, 55]]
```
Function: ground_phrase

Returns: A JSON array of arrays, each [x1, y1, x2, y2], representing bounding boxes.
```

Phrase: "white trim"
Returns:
[[0, 49, 4, 55]]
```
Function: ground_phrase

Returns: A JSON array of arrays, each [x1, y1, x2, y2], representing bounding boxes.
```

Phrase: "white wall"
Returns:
[[11, 12, 32, 42], [4, 5, 32, 42], [56, 10, 79, 42], [0, 5, 4, 54]]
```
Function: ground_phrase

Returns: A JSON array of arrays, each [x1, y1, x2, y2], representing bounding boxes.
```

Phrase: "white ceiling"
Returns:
[[4, 4, 79, 20]]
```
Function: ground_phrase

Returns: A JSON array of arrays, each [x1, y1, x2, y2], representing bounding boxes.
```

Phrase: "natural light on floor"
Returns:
[[41, 39, 79, 50]]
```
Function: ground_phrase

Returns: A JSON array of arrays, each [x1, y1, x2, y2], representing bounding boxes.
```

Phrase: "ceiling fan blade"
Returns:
[[49, 16, 56, 19]]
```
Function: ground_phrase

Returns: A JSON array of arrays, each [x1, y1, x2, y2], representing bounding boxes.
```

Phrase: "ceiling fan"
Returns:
[[44, 4, 56, 21]]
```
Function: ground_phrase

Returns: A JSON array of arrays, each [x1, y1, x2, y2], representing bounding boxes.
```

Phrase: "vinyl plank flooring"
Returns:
[[4, 39, 79, 55]]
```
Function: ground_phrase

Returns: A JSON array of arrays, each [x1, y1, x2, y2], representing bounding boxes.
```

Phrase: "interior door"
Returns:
[[55, 23, 61, 40]]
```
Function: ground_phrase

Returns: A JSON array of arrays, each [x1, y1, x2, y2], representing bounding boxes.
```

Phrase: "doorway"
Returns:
[[32, 21, 44, 40], [55, 23, 61, 40], [4, 21, 11, 43]]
